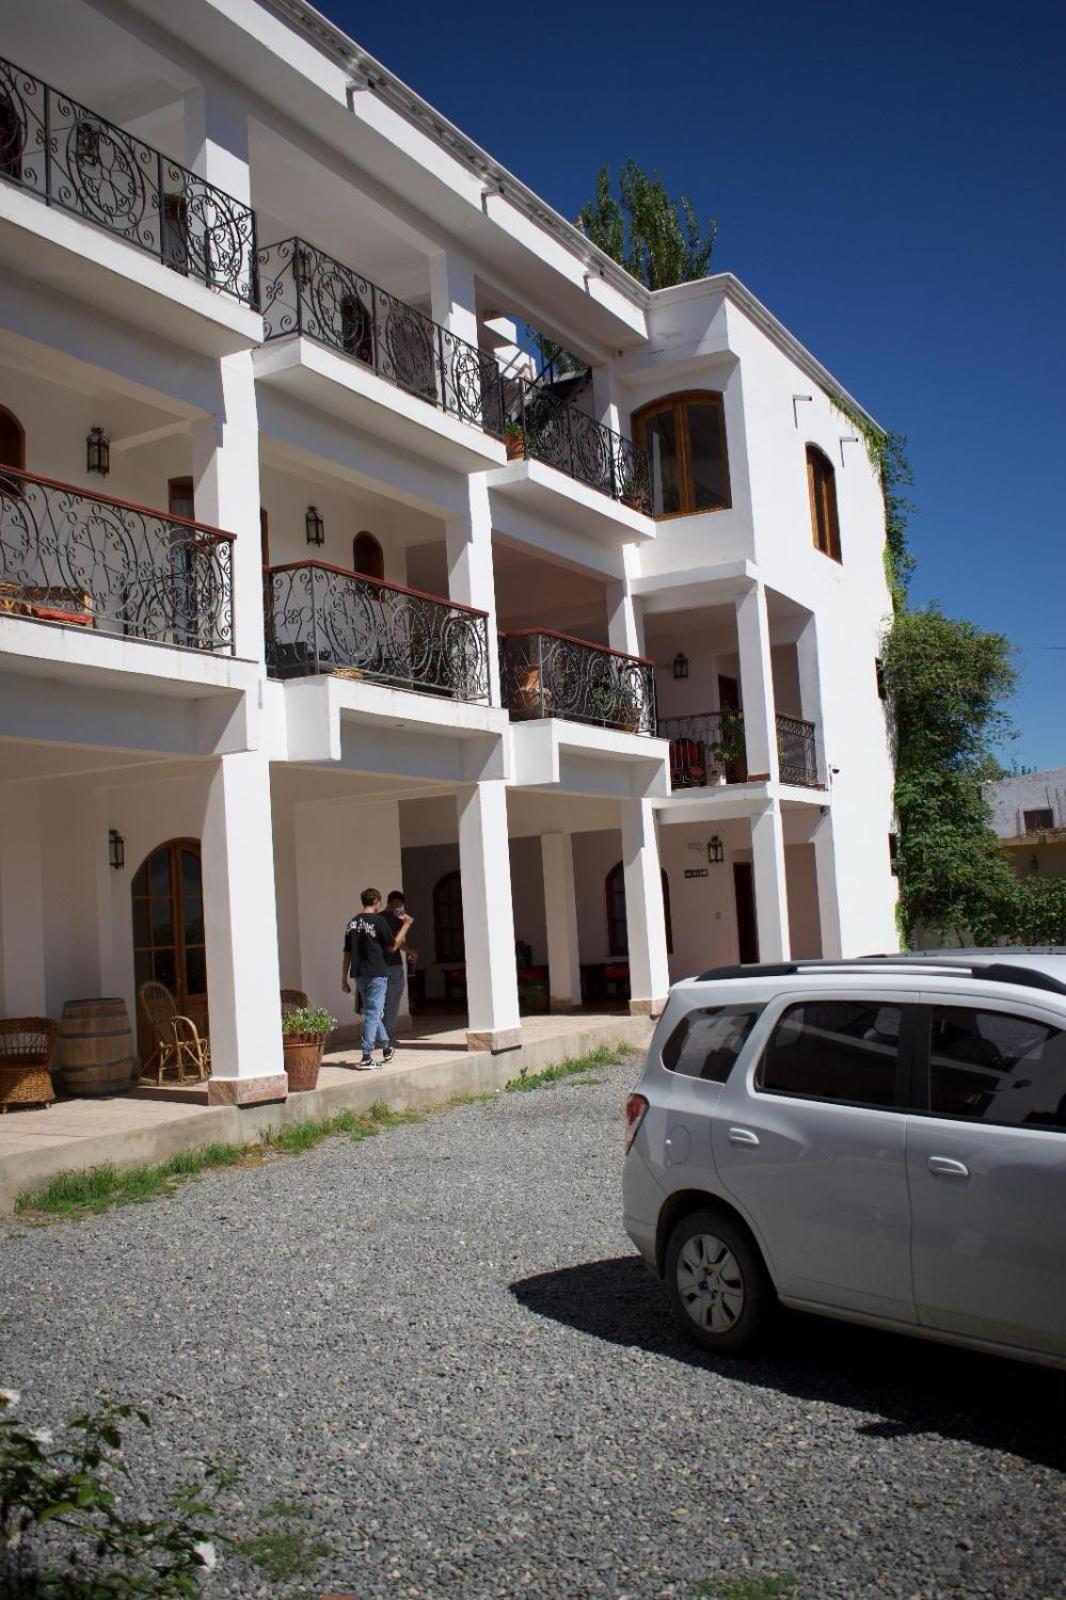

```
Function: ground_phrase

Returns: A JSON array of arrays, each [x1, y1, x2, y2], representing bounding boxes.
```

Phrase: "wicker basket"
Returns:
[[0, 1018, 58, 1111]]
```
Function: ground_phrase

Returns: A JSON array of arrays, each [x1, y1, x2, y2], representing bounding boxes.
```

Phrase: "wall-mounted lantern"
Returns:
[[305, 505, 325, 546], [108, 829, 125, 871], [86, 426, 110, 476], [707, 834, 724, 865], [672, 652, 689, 680]]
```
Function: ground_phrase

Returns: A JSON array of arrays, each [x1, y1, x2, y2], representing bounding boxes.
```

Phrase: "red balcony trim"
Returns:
[[263, 559, 489, 620], [497, 625, 654, 668], [0, 465, 237, 542]]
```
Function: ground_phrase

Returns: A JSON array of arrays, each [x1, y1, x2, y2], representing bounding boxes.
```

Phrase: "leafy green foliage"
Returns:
[[883, 606, 1018, 943], [505, 1043, 634, 1093], [0, 1390, 236, 1597], [279, 1004, 336, 1037], [579, 162, 717, 290], [828, 392, 914, 610]]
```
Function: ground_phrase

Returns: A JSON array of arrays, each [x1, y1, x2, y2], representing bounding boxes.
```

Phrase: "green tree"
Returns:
[[578, 162, 717, 290], [882, 606, 1018, 944]]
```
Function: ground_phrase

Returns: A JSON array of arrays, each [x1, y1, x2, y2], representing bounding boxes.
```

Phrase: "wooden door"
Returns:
[[132, 839, 209, 1060], [733, 861, 759, 965]]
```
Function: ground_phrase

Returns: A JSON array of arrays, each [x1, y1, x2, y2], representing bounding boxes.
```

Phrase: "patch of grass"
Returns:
[[447, 1089, 497, 1107], [504, 1041, 633, 1093], [696, 1575, 799, 1599], [237, 1526, 330, 1582]]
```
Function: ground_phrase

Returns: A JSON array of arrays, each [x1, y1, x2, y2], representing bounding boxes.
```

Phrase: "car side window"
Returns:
[[928, 1005, 1066, 1130], [661, 1006, 762, 1083], [758, 999, 903, 1109]]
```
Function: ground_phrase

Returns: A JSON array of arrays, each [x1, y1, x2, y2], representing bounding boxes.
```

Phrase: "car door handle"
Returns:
[[727, 1127, 760, 1148], [927, 1155, 970, 1179]]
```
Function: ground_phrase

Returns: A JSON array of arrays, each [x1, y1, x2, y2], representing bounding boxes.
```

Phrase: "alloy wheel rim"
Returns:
[[676, 1232, 745, 1333]]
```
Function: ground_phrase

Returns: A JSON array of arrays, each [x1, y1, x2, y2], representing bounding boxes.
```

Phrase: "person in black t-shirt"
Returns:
[[381, 890, 414, 1050], [342, 887, 412, 1068]]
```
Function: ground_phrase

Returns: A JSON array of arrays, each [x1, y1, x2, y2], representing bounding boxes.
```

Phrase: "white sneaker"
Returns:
[[357, 1056, 381, 1071]]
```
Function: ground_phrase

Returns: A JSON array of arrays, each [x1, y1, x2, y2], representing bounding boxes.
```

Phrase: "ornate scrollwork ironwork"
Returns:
[[505, 376, 651, 511], [264, 561, 490, 702], [0, 53, 257, 306], [257, 237, 507, 439], [499, 629, 656, 735], [0, 467, 234, 653], [658, 709, 820, 788], [775, 713, 820, 786]]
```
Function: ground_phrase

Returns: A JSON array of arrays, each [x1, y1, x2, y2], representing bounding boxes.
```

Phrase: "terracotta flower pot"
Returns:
[[505, 431, 526, 461], [282, 1033, 325, 1092]]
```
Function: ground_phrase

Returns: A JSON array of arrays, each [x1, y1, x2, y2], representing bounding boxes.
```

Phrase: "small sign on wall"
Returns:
[[684, 867, 709, 880]]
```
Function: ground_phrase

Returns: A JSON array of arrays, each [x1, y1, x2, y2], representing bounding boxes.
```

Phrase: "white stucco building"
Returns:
[[0, 0, 898, 1107]]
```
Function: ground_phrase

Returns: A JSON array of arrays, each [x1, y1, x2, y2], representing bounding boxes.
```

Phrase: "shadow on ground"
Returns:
[[510, 1255, 1066, 1472]]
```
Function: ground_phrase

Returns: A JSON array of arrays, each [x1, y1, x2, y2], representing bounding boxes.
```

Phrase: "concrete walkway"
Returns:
[[0, 1012, 651, 1212]]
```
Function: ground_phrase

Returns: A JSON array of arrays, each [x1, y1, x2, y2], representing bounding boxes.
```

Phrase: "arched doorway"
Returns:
[[131, 839, 208, 1059], [0, 403, 25, 471], [353, 531, 384, 580]]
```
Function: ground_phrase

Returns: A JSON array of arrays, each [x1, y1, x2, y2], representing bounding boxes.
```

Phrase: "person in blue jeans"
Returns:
[[342, 887, 412, 1069]]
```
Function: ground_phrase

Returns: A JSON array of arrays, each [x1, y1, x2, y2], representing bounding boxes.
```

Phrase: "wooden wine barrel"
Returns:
[[57, 998, 135, 1097]]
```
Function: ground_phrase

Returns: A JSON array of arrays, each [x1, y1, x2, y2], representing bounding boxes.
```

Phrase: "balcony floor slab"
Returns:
[[487, 457, 656, 545]]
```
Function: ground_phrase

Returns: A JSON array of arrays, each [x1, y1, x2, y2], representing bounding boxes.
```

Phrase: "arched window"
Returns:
[[353, 531, 384, 580], [605, 862, 673, 957], [0, 404, 25, 471], [806, 445, 841, 562], [632, 391, 730, 519], [433, 870, 465, 963]]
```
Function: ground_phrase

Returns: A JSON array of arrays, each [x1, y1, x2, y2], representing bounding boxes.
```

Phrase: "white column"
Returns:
[[812, 810, 843, 959], [457, 782, 521, 1051], [621, 798, 670, 1015], [735, 581, 778, 781], [606, 579, 645, 659], [446, 476, 501, 705], [429, 249, 479, 348], [750, 802, 791, 963], [202, 752, 286, 1104], [191, 353, 264, 663], [0, 783, 46, 1016], [541, 832, 581, 1011], [591, 365, 623, 436], [183, 83, 251, 204]]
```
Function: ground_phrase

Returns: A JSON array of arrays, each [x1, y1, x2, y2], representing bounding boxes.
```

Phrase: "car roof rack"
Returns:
[[694, 957, 1066, 997]]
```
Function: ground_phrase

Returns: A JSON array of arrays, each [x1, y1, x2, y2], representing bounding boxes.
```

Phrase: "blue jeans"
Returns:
[[383, 965, 405, 1043], [360, 974, 390, 1055]]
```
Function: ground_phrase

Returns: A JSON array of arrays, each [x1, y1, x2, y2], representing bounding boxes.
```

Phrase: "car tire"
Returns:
[[664, 1208, 775, 1356]]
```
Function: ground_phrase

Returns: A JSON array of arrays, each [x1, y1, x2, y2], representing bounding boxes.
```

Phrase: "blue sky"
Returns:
[[322, 0, 1065, 769]]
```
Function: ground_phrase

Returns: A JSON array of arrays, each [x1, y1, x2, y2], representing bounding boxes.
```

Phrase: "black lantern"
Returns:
[[108, 829, 125, 871], [707, 834, 724, 865], [86, 426, 110, 476], [672, 652, 689, 680], [305, 505, 325, 546]]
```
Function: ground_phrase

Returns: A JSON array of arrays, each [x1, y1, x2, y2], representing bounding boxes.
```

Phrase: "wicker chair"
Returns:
[[0, 1018, 57, 1111], [137, 982, 210, 1085], [280, 988, 309, 1015]]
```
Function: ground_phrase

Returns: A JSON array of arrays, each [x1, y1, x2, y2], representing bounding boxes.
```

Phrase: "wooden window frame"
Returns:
[[1023, 808, 1054, 834], [806, 445, 842, 563], [632, 390, 731, 520], [605, 861, 673, 957], [353, 531, 385, 580]]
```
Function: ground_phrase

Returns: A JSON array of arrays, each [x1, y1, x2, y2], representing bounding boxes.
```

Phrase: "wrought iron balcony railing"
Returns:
[[0, 55, 258, 306], [0, 467, 234, 652], [504, 377, 651, 512], [257, 238, 507, 439], [264, 561, 491, 701], [658, 709, 821, 788], [499, 629, 656, 735]]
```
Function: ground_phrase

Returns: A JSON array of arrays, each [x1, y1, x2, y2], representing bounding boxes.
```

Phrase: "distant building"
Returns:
[[987, 768, 1066, 879]]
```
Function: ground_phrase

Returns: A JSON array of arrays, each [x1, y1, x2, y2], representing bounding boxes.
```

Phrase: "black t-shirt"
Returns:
[[344, 912, 395, 980], [381, 911, 404, 968]]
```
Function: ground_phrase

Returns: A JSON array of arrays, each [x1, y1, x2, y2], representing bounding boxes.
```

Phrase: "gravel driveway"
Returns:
[[2, 1065, 1065, 1599]]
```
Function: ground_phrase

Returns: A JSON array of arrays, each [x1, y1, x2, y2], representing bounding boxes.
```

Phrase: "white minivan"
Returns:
[[623, 952, 1066, 1367]]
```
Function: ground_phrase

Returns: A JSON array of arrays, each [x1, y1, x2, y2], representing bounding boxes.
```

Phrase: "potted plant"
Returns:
[[281, 1003, 336, 1092], [504, 420, 526, 461], [710, 708, 747, 782]]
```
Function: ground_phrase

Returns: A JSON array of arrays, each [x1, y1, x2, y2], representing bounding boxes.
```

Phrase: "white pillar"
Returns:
[[606, 579, 644, 659], [735, 581, 778, 781], [0, 783, 46, 1016], [541, 832, 581, 1011], [191, 353, 264, 664], [183, 83, 250, 204], [446, 476, 501, 705], [202, 752, 286, 1104], [621, 798, 670, 1015], [429, 249, 479, 348], [457, 782, 521, 1051], [591, 365, 623, 436], [812, 810, 843, 959], [750, 802, 791, 962]]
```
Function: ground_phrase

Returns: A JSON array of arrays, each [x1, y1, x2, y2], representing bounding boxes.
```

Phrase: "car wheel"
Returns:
[[665, 1209, 775, 1355]]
